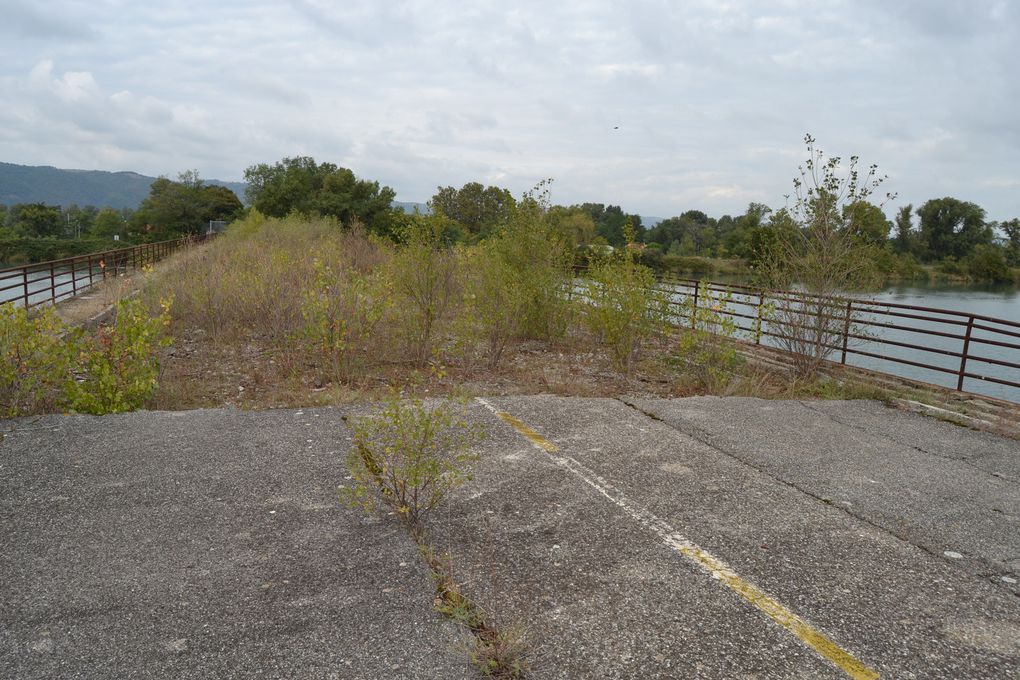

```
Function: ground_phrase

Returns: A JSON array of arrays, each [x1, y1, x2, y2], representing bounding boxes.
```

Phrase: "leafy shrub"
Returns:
[[661, 255, 716, 276], [343, 394, 482, 537], [458, 241, 529, 369], [388, 215, 459, 367], [674, 282, 744, 392], [0, 303, 75, 417], [299, 258, 390, 382], [965, 244, 1011, 283], [581, 244, 669, 372], [488, 183, 574, 341], [66, 297, 173, 414]]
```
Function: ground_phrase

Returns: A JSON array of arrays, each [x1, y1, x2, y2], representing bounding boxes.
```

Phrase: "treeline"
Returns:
[[6, 153, 1018, 283], [0, 171, 243, 264], [637, 199, 1020, 284]]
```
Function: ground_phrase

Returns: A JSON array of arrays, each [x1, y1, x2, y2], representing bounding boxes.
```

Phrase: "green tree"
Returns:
[[545, 205, 596, 248], [92, 207, 126, 239], [965, 244, 1011, 283], [758, 134, 892, 377], [892, 204, 921, 256], [842, 201, 890, 244], [429, 182, 515, 239], [578, 203, 644, 246], [1000, 218, 1020, 266], [132, 172, 242, 240], [916, 197, 991, 262], [11, 203, 63, 238], [723, 203, 772, 260], [64, 204, 98, 239], [244, 157, 396, 234]]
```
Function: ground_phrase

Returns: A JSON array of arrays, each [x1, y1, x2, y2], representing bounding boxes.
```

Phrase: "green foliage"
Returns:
[[916, 197, 991, 262], [243, 156, 397, 235], [458, 182, 574, 367], [66, 298, 173, 414], [430, 182, 516, 240], [10, 203, 63, 238], [577, 203, 644, 247], [645, 210, 717, 255], [756, 134, 890, 377], [872, 247, 926, 280], [131, 172, 242, 240], [498, 183, 574, 341], [546, 205, 597, 248], [2, 298, 172, 417], [91, 207, 126, 239], [459, 241, 528, 369], [674, 282, 744, 392], [892, 204, 921, 257], [300, 258, 390, 382], [842, 201, 891, 244], [0, 304, 75, 417], [581, 231, 669, 372], [343, 394, 482, 535], [389, 215, 459, 366], [0, 238, 118, 265], [999, 218, 1020, 267], [965, 244, 1011, 283]]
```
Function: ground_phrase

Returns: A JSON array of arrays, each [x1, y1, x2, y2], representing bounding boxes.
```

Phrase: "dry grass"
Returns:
[[140, 213, 1017, 422]]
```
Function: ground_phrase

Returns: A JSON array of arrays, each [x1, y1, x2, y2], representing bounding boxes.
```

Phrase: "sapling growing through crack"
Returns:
[[342, 392, 483, 538]]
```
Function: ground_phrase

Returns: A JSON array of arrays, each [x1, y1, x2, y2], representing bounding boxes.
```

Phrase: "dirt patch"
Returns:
[[151, 325, 700, 411]]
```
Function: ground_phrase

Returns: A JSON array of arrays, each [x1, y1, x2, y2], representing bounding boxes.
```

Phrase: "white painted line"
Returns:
[[476, 397, 880, 680]]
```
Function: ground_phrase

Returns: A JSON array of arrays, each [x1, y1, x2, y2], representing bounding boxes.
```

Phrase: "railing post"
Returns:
[[690, 282, 699, 328], [754, 291, 765, 344], [71, 259, 77, 295], [49, 262, 56, 304], [840, 300, 853, 365], [957, 315, 974, 391], [88, 254, 94, 286], [23, 268, 29, 307]]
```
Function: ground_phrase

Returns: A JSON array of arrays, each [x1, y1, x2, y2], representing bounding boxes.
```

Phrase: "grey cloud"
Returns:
[[0, 0, 97, 40], [0, 0, 1016, 220]]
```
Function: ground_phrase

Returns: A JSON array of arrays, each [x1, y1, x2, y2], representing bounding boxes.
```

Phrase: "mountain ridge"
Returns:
[[0, 162, 247, 210]]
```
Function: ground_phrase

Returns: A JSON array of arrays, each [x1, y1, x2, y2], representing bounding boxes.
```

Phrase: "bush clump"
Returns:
[[343, 393, 482, 537], [1, 298, 172, 417]]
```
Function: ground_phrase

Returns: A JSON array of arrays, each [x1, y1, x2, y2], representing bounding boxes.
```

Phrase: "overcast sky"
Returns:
[[1, 0, 1017, 221]]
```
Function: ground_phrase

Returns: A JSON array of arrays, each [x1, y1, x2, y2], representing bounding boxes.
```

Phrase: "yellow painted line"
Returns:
[[476, 398, 880, 680]]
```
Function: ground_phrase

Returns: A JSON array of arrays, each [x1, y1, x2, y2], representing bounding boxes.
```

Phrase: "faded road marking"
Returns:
[[476, 397, 880, 680]]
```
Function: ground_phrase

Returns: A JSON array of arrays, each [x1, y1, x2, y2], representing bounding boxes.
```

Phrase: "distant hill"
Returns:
[[0, 162, 247, 209]]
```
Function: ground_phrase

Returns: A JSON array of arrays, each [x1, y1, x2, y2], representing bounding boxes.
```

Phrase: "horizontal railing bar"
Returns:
[[840, 346, 961, 376], [843, 332, 964, 359], [962, 352, 1020, 371], [961, 372, 1020, 389]]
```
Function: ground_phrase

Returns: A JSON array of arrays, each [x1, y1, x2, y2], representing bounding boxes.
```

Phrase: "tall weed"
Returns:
[[388, 215, 459, 367], [67, 297, 173, 414], [581, 244, 669, 372], [299, 259, 390, 383], [674, 282, 744, 392], [342, 393, 482, 537], [0, 304, 75, 417]]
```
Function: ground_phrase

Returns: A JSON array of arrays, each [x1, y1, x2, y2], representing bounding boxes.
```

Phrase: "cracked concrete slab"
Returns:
[[3, 397, 1019, 679], [439, 395, 1020, 679], [0, 408, 473, 680], [624, 396, 1020, 583]]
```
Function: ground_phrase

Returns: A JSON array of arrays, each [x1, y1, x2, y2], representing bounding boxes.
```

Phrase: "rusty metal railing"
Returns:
[[653, 277, 1020, 399], [0, 234, 213, 309]]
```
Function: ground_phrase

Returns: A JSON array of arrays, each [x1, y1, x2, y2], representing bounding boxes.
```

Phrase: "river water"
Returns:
[[673, 278, 1020, 403]]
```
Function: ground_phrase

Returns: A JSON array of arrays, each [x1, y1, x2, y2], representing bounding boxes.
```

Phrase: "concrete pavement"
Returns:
[[2, 397, 1018, 679]]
